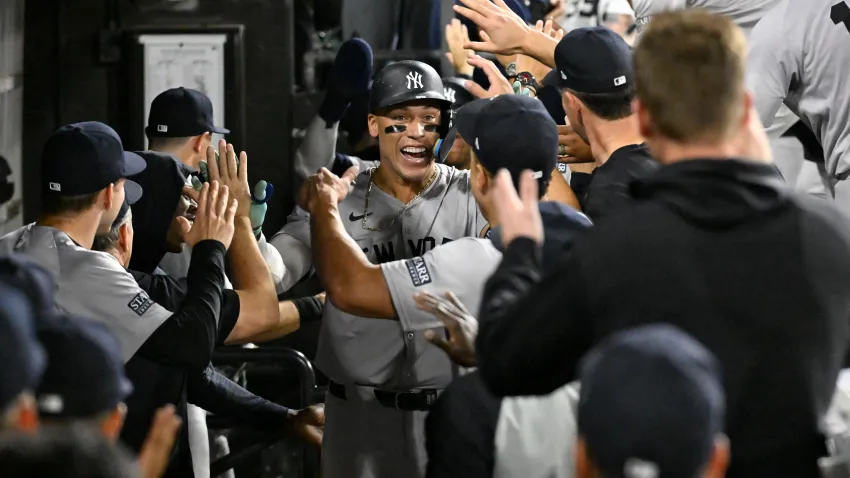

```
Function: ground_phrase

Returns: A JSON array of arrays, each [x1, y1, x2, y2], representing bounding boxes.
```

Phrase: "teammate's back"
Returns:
[[747, 0, 850, 182]]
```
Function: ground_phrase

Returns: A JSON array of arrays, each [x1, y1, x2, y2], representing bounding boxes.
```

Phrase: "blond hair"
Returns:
[[633, 9, 748, 143]]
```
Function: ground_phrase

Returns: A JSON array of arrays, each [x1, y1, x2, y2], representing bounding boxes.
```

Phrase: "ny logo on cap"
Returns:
[[406, 71, 423, 90], [614, 76, 627, 86], [157, 125, 168, 133], [444, 87, 456, 103]]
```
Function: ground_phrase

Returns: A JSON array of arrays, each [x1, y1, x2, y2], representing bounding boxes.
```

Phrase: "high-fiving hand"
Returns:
[[416, 291, 478, 367], [454, 0, 532, 56], [178, 181, 238, 250], [465, 54, 514, 99], [204, 140, 252, 219], [492, 169, 544, 246], [297, 165, 360, 214]]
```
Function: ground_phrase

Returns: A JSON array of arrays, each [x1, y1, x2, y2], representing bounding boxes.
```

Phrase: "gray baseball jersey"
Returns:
[[0, 224, 174, 361], [556, 0, 635, 30], [632, 0, 782, 36], [747, 0, 850, 183], [278, 162, 485, 388]]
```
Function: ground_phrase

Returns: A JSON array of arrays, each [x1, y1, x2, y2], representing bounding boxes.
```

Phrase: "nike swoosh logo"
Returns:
[[349, 212, 373, 221]]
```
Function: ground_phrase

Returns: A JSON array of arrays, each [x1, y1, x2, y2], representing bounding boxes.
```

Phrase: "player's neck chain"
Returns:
[[360, 166, 439, 232]]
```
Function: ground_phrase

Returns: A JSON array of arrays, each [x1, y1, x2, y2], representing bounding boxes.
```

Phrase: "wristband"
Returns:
[[512, 72, 539, 97], [292, 296, 324, 323]]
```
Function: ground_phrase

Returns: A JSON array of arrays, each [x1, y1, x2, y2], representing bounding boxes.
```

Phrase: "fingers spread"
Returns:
[[195, 182, 210, 219], [238, 151, 248, 180]]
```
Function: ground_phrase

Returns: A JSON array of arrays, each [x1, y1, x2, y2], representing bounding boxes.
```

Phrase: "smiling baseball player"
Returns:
[[273, 60, 485, 478]]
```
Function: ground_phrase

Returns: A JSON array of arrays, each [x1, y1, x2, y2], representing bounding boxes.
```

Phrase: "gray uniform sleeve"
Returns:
[[294, 116, 340, 185], [58, 252, 173, 362], [380, 238, 502, 333], [256, 233, 286, 295], [746, 0, 795, 128], [269, 206, 313, 293]]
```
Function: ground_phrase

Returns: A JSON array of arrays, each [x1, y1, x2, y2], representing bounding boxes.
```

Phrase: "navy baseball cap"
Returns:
[[146, 87, 229, 138], [41, 122, 145, 204], [0, 254, 57, 326], [454, 95, 558, 188], [578, 324, 725, 478], [555, 27, 633, 94], [36, 318, 133, 419], [0, 282, 46, 412], [442, 77, 476, 110]]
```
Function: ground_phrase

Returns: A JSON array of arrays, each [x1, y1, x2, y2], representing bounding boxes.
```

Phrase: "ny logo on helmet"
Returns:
[[406, 71, 423, 90], [444, 87, 456, 103]]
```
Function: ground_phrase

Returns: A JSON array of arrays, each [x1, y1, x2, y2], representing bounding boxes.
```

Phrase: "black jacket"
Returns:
[[477, 159, 850, 477], [128, 151, 195, 274], [581, 143, 658, 222]]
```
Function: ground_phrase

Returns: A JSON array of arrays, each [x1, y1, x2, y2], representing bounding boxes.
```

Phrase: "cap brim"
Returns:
[[210, 125, 230, 134], [124, 180, 143, 205], [454, 99, 490, 149], [123, 151, 147, 177]]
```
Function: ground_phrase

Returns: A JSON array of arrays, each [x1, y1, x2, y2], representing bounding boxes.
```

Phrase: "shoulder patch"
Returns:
[[558, 163, 568, 173], [128, 291, 154, 317], [405, 256, 432, 287]]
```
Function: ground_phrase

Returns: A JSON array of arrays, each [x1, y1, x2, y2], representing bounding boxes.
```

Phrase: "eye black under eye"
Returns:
[[423, 125, 439, 133]]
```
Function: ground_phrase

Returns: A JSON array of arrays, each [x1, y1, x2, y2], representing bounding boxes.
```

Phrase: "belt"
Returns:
[[328, 380, 439, 412]]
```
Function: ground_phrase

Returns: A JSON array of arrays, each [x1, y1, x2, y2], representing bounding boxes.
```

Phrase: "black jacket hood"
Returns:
[[630, 159, 789, 229], [128, 151, 194, 274]]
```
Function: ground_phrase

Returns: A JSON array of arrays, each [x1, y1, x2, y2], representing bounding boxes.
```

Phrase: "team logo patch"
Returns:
[[157, 124, 168, 132], [405, 257, 432, 287], [128, 291, 154, 317], [558, 163, 568, 173], [614, 75, 627, 86], [406, 71, 423, 90]]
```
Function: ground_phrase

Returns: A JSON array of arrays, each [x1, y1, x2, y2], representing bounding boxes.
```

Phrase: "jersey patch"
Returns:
[[405, 257, 432, 287], [128, 291, 154, 317]]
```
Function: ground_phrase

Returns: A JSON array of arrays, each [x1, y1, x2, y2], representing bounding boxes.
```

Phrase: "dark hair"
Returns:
[[40, 192, 100, 217], [0, 425, 139, 478], [147, 136, 194, 151], [566, 85, 634, 121]]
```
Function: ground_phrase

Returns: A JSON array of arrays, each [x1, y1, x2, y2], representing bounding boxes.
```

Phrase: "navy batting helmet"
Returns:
[[369, 61, 453, 138]]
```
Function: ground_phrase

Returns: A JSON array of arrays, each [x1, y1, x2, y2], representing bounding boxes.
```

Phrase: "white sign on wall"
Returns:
[[137, 34, 228, 144]]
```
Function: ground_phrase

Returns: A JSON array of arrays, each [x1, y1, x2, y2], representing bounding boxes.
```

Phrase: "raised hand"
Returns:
[[205, 140, 252, 219], [178, 181, 238, 249], [465, 54, 514, 99], [516, 20, 562, 83], [446, 18, 474, 76], [454, 0, 532, 56], [416, 291, 478, 367], [297, 165, 360, 214], [492, 169, 544, 245]]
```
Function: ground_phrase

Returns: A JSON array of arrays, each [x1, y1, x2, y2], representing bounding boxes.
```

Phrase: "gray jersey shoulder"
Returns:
[[634, 0, 781, 37], [0, 224, 171, 362]]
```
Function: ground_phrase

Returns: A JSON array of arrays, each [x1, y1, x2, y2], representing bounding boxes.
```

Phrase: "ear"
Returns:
[[633, 98, 655, 139], [367, 114, 380, 138], [101, 404, 127, 442], [474, 160, 490, 194], [705, 435, 731, 478], [15, 394, 39, 434], [102, 184, 115, 212], [575, 437, 594, 478], [119, 222, 133, 251], [741, 91, 753, 127]]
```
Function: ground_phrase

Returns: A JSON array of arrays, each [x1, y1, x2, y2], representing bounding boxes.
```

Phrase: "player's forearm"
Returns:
[[226, 217, 279, 339], [231, 300, 302, 344], [521, 30, 558, 69], [311, 203, 385, 313]]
